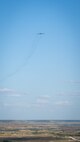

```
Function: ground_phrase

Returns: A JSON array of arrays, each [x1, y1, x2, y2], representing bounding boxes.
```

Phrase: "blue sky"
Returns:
[[0, 0, 80, 120]]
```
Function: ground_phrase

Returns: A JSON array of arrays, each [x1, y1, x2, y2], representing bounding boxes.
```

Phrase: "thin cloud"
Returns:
[[64, 80, 80, 84], [0, 88, 27, 96], [0, 88, 15, 93], [3, 102, 30, 108], [56, 92, 80, 97], [36, 99, 49, 104], [55, 101, 71, 106], [30, 95, 51, 108], [36, 95, 50, 105], [69, 80, 80, 84], [37, 95, 50, 100]]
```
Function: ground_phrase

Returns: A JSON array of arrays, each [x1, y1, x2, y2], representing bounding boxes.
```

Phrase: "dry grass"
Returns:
[[0, 120, 80, 142]]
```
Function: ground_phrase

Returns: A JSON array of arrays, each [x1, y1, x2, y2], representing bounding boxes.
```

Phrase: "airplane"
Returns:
[[37, 33, 45, 35]]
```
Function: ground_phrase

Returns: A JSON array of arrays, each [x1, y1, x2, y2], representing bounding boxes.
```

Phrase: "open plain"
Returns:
[[0, 120, 80, 142]]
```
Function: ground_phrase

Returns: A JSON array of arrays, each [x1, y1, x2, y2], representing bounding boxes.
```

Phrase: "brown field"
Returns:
[[0, 120, 80, 142]]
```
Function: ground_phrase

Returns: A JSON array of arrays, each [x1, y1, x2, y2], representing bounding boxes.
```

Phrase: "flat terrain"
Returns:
[[0, 120, 80, 142]]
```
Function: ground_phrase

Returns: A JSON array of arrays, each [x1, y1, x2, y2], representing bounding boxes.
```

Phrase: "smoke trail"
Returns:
[[0, 34, 44, 82]]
